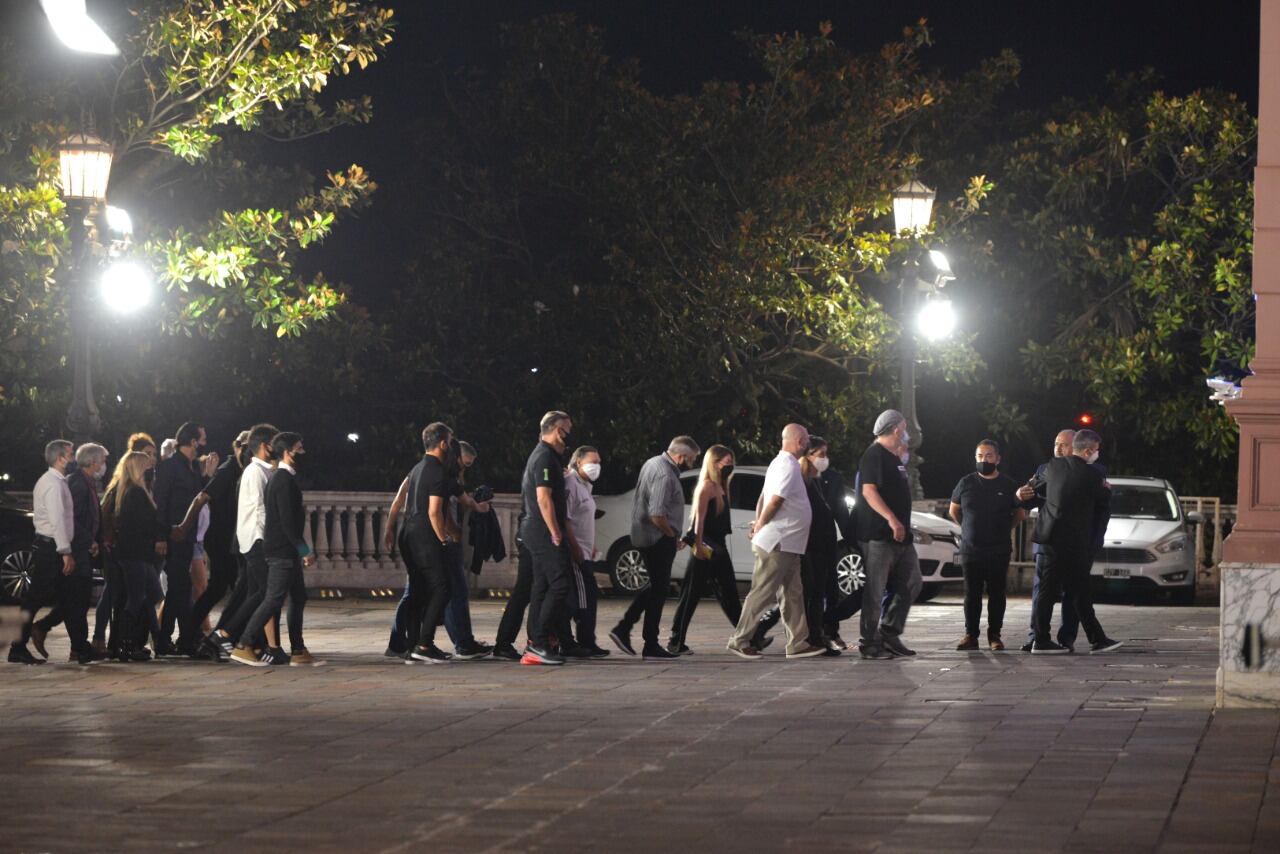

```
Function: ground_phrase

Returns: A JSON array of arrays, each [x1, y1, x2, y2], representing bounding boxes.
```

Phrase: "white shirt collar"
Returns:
[[278, 463, 296, 475], [47, 467, 68, 480], [250, 457, 274, 471]]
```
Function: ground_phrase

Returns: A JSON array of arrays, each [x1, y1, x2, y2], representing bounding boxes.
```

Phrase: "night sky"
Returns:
[[314, 0, 1261, 308]]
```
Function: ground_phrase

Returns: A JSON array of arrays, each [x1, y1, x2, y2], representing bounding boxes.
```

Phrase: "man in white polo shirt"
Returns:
[[727, 423, 826, 660]]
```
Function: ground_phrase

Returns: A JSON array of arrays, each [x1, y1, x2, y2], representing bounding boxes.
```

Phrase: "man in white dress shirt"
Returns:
[[726, 424, 827, 660], [9, 441, 76, 665]]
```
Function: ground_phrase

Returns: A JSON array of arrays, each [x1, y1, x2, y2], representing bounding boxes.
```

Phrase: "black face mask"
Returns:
[[290, 452, 305, 469], [977, 461, 998, 476]]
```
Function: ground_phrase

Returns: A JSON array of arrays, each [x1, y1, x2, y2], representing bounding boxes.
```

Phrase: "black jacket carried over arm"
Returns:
[[1030, 456, 1111, 554], [468, 508, 507, 575]]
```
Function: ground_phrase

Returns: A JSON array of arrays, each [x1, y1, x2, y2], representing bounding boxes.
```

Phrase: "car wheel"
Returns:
[[1, 547, 35, 603], [607, 540, 650, 595], [835, 549, 865, 597], [915, 585, 939, 603], [1171, 584, 1196, 606]]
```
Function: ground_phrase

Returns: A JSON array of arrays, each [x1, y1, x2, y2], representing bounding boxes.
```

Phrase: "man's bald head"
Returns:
[[1053, 429, 1076, 458], [781, 423, 810, 457]]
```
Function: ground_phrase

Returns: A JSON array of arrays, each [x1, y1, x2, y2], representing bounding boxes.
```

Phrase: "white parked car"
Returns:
[[592, 466, 963, 605], [1091, 476, 1201, 604]]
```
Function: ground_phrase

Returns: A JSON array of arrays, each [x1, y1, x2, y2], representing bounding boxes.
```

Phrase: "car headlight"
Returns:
[[913, 530, 933, 545], [1154, 534, 1187, 554]]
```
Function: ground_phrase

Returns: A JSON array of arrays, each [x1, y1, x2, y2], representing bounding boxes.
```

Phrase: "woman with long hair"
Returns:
[[111, 451, 166, 658], [665, 444, 741, 654]]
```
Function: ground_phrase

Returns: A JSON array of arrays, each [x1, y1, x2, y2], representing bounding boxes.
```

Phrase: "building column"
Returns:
[[1218, 0, 1280, 707]]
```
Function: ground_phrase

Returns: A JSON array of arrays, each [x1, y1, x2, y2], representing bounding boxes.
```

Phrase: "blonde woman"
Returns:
[[666, 445, 742, 654], [111, 451, 165, 659]]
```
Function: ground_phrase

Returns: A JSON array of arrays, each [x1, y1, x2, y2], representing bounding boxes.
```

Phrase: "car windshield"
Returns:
[[1109, 485, 1179, 521]]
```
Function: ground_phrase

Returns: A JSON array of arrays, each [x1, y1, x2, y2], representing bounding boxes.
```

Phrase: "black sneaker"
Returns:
[[1020, 640, 1034, 653], [1090, 637, 1124, 654], [1031, 639, 1070, 655], [384, 646, 406, 658], [829, 633, 848, 651], [609, 625, 636, 657], [561, 643, 594, 659], [583, 644, 611, 659], [642, 644, 678, 661], [76, 645, 105, 665], [758, 635, 775, 651], [523, 644, 565, 665], [153, 637, 178, 658], [881, 634, 916, 657], [195, 637, 225, 662], [454, 641, 492, 661], [8, 644, 44, 665], [859, 645, 893, 660], [409, 644, 451, 664], [209, 632, 234, 657], [666, 643, 693, 656], [176, 640, 201, 659], [260, 646, 291, 666], [491, 643, 522, 661]]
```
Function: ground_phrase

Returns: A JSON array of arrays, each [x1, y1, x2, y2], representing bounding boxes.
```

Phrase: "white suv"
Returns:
[[592, 466, 963, 605], [1092, 476, 1200, 604]]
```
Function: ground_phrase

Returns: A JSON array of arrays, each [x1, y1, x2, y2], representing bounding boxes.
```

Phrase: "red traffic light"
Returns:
[[1077, 413, 1094, 426]]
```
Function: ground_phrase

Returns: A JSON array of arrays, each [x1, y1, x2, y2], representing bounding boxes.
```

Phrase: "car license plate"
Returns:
[[1103, 568, 1130, 579]]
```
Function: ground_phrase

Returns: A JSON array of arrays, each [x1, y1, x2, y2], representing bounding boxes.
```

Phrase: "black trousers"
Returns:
[[668, 547, 740, 648], [570, 560, 602, 646], [1032, 544, 1105, 646], [962, 552, 1010, 638], [221, 545, 269, 645], [620, 536, 677, 645], [240, 556, 307, 651], [159, 537, 196, 646], [213, 553, 249, 635], [495, 544, 533, 649], [120, 558, 164, 639], [527, 541, 572, 649], [192, 541, 238, 632], [17, 540, 90, 653], [823, 559, 862, 637], [90, 556, 125, 644], [402, 526, 449, 649]]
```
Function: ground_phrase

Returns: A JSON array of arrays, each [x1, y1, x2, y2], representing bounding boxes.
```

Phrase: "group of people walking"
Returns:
[[8, 423, 320, 667], [7, 408, 1122, 668]]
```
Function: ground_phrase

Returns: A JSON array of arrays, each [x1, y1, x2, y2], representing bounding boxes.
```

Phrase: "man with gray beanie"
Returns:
[[853, 410, 922, 659]]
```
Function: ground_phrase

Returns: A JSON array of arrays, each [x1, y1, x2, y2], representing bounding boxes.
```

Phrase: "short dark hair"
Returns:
[[806, 435, 828, 454], [1073, 429, 1102, 451], [175, 422, 203, 448], [422, 422, 452, 451], [247, 423, 278, 456], [977, 438, 1001, 454], [569, 445, 599, 467], [271, 431, 303, 460]]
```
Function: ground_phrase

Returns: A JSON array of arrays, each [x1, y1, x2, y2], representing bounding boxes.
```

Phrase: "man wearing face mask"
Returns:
[[1015, 429, 1075, 651], [563, 445, 609, 658], [519, 412, 575, 665], [1026, 429, 1122, 654], [853, 410, 923, 659], [949, 440, 1024, 651], [610, 435, 701, 661]]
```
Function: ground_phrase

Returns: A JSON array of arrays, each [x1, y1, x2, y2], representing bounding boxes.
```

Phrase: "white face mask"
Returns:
[[580, 462, 601, 482], [813, 456, 830, 473]]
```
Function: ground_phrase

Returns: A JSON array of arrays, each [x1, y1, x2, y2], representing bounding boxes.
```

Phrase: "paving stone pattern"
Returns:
[[1, 596, 1277, 853]]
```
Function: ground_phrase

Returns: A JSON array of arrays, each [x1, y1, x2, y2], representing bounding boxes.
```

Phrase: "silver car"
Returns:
[[1091, 476, 1201, 604], [592, 466, 963, 604]]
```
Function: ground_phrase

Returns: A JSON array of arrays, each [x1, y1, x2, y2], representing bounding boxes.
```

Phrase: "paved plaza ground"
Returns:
[[1, 594, 1278, 853]]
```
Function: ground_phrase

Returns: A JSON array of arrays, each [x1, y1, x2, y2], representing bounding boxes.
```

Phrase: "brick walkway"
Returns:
[[1, 596, 1277, 853]]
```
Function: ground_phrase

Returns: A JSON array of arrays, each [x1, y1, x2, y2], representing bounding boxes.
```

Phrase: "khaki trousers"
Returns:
[[729, 545, 809, 654]]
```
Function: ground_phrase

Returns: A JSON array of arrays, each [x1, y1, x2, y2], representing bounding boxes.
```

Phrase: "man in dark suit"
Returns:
[[1027, 429, 1123, 654]]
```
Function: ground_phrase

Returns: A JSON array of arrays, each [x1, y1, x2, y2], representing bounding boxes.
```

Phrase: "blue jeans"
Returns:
[[1027, 551, 1079, 645], [441, 543, 476, 650]]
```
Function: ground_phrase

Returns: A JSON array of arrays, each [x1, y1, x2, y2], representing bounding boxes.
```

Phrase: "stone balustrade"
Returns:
[[300, 491, 524, 591]]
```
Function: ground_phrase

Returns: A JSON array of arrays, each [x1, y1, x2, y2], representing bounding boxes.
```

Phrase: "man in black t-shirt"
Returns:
[[854, 410, 922, 659], [519, 411, 573, 665], [399, 422, 458, 663], [949, 439, 1024, 651]]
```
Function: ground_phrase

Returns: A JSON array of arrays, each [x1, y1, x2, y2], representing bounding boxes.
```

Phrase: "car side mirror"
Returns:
[[1186, 511, 1205, 524]]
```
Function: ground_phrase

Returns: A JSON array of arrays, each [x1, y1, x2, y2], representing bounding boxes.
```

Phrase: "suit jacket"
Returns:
[[66, 466, 101, 560], [1030, 456, 1110, 553], [1024, 460, 1111, 556]]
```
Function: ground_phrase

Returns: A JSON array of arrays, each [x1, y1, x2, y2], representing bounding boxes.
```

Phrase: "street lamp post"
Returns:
[[892, 180, 937, 500], [58, 133, 113, 442]]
